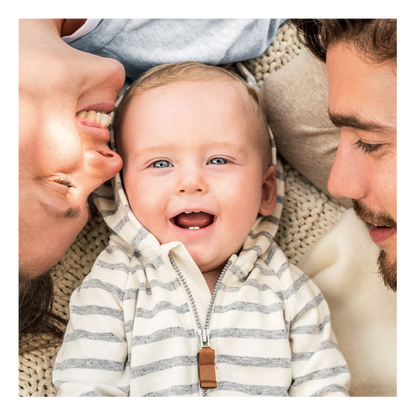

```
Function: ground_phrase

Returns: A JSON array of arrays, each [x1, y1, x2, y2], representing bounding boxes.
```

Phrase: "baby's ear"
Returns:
[[259, 165, 277, 216]]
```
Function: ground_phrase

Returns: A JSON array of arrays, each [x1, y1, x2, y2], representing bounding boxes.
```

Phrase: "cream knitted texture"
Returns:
[[18, 23, 345, 397], [244, 23, 305, 87], [277, 160, 345, 265]]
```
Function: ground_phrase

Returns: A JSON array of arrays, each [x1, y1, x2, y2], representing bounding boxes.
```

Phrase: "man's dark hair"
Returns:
[[291, 19, 396, 65]]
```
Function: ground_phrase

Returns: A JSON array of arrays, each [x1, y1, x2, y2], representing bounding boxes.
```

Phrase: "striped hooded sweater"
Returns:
[[53, 124, 350, 397]]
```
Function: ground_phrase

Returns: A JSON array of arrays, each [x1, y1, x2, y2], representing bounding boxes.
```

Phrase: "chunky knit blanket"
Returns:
[[18, 23, 346, 397]]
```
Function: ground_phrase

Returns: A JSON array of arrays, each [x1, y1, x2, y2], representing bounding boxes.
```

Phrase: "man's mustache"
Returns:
[[353, 200, 397, 229]]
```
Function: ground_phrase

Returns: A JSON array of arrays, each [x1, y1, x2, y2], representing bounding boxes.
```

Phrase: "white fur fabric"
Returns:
[[298, 208, 397, 396]]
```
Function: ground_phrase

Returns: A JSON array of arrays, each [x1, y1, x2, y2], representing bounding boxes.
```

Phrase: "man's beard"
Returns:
[[377, 249, 397, 292], [353, 200, 397, 292]]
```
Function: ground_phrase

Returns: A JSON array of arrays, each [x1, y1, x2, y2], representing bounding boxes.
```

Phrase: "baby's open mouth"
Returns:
[[172, 211, 215, 230]]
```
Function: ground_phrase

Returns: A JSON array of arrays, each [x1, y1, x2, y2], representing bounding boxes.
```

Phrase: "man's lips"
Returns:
[[369, 224, 396, 244], [352, 200, 396, 245], [366, 220, 397, 245]]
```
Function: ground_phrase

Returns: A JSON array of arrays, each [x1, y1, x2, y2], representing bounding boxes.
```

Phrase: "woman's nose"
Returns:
[[104, 57, 125, 91], [84, 147, 123, 185], [90, 54, 126, 95], [327, 137, 368, 201]]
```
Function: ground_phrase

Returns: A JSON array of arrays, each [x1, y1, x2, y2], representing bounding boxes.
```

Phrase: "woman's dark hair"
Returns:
[[19, 269, 66, 354], [291, 19, 396, 66]]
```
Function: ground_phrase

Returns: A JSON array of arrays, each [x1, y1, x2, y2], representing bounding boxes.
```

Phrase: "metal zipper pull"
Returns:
[[198, 329, 210, 348]]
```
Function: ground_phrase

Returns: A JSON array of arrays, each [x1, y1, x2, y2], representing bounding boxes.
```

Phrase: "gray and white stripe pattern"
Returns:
[[53, 242, 350, 397]]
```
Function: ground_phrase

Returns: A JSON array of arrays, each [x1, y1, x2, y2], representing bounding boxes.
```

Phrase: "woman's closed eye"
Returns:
[[49, 177, 76, 196], [151, 160, 173, 168], [55, 178, 75, 188]]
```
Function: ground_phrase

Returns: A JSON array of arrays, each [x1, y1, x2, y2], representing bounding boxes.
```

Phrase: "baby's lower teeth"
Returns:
[[188, 226, 200, 230]]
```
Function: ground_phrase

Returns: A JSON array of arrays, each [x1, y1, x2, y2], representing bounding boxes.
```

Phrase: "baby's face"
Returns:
[[119, 79, 276, 275]]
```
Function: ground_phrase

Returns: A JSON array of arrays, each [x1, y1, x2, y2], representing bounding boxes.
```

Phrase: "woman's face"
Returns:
[[19, 24, 125, 277]]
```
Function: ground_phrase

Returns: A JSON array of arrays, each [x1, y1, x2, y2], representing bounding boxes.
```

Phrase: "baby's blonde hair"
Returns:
[[114, 62, 270, 147]]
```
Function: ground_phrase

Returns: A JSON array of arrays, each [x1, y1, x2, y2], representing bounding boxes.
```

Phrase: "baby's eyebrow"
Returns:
[[134, 142, 248, 157], [208, 141, 248, 153], [134, 145, 166, 158]]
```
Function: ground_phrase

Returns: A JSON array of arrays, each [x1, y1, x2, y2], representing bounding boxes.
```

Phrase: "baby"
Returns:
[[53, 62, 350, 397]]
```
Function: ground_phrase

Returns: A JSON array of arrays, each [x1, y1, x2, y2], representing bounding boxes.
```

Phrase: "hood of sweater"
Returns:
[[92, 82, 284, 279]]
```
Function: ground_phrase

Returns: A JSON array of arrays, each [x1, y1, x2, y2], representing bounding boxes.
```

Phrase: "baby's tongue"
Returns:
[[174, 212, 213, 229]]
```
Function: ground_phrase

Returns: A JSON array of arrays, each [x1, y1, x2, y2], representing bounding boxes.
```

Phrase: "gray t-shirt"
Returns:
[[67, 19, 285, 80]]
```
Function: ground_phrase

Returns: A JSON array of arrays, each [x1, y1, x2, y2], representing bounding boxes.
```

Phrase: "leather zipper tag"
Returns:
[[198, 347, 217, 388]]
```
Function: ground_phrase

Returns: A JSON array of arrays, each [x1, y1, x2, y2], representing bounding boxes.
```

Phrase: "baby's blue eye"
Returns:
[[151, 160, 172, 168], [209, 157, 227, 165]]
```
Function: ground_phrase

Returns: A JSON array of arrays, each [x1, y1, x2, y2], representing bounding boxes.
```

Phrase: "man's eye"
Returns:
[[208, 157, 227, 165], [151, 160, 172, 168], [354, 140, 382, 154]]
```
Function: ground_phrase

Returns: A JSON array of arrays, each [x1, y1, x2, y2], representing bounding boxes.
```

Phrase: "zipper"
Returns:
[[168, 253, 232, 394]]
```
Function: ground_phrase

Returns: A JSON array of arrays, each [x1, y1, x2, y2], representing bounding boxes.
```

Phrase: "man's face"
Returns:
[[326, 42, 397, 291]]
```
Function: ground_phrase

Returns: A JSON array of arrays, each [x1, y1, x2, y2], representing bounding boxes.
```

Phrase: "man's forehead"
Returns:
[[327, 43, 396, 132], [327, 42, 397, 85]]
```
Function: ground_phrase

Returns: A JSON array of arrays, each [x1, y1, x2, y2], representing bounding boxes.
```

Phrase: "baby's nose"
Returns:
[[175, 167, 207, 195]]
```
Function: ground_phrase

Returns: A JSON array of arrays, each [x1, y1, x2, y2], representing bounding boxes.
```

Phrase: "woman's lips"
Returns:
[[75, 110, 111, 142], [76, 110, 112, 128], [77, 123, 111, 141], [76, 102, 116, 115]]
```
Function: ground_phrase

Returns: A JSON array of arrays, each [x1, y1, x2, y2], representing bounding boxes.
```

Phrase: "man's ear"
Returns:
[[259, 165, 277, 216]]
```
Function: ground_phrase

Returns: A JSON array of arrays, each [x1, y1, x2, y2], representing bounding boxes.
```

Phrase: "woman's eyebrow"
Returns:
[[58, 206, 82, 219], [40, 201, 82, 219]]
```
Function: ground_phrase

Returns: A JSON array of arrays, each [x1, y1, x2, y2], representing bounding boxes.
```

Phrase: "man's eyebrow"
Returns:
[[328, 111, 396, 134], [40, 201, 82, 219]]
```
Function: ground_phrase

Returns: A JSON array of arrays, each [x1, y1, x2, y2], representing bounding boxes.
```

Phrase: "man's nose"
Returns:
[[327, 137, 368, 201], [175, 166, 207, 195]]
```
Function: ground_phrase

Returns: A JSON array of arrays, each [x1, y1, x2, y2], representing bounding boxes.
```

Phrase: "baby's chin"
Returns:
[[188, 250, 231, 276], [193, 258, 227, 275]]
